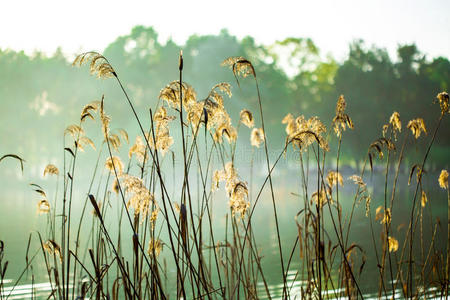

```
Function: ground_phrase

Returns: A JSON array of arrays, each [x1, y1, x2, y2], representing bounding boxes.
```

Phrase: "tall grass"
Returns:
[[0, 52, 449, 300]]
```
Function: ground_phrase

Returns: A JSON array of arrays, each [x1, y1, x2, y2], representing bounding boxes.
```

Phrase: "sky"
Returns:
[[0, 0, 449, 61]]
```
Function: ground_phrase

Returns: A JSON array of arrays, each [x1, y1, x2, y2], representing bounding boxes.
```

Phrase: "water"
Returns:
[[0, 161, 448, 299]]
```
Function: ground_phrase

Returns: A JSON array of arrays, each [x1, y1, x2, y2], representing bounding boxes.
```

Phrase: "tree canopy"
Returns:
[[1, 26, 448, 166]]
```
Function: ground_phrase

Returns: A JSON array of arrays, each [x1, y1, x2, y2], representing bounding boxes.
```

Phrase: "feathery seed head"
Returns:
[[37, 199, 50, 214], [73, 52, 115, 79], [287, 115, 329, 151], [43, 164, 59, 177], [327, 171, 343, 188], [375, 206, 384, 222], [421, 190, 428, 207], [349, 175, 371, 216], [437, 91, 449, 114], [335, 95, 346, 116], [213, 162, 249, 217], [159, 81, 196, 110], [239, 109, 254, 128], [121, 174, 155, 223], [381, 208, 391, 225], [43, 240, 62, 262], [77, 136, 96, 152], [311, 189, 330, 209], [332, 95, 354, 138], [64, 124, 84, 139], [148, 239, 163, 257], [222, 57, 256, 79], [439, 169, 448, 189], [250, 128, 265, 148], [388, 236, 398, 252], [81, 100, 101, 122], [105, 156, 124, 175], [407, 118, 427, 139], [129, 136, 146, 163], [389, 111, 402, 133], [107, 134, 121, 152], [211, 169, 225, 192]]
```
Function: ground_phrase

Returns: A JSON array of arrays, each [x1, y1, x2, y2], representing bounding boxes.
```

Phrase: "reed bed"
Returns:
[[0, 51, 449, 299]]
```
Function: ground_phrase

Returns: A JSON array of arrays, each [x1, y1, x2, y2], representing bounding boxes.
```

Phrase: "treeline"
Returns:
[[1, 26, 449, 166]]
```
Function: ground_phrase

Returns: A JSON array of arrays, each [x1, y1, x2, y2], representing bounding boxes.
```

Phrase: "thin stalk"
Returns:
[[407, 113, 443, 297]]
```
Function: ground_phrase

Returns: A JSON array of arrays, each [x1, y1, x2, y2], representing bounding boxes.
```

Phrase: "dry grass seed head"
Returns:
[[222, 57, 256, 81], [108, 134, 121, 152], [213, 82, 232, 98], [229, 181, 250, 217], [375, 206, 384, 222], [439, 169, 448, 189], [364, 196, 372, 217], [282, 113, 294, 125], [408, 165, 424, 186], [37, 199, 50, 214], [150, 209, 158, 229], [239, 109, 254, 128], [129, 135, 146, 163], [43, 164, 59, 176], [207, 82, 232, 107], [154, 106, 175, 123], [389, 111, 402, 133], [335, 95, 346, 115], [214, 162, 249, 217], [327, 171, 343, 188], [99, 99, 111, 139], [333, 95, 354, 137], [112, 178, 120, 194], [311, 189, 330, 209], [73, 52, 115, 79], [105, 156, 124, 175], [77, 136, 96, 152], [381, 208, 391, 225], [81, 100, 101, 120], [80, 101, 101, 122], [43, 240, 63, 262], [288, 115, 329, 151], [250, 128, 265, 147], [437, 91, 449, 114], [282, 113, 296, 137], [148, 107, 175, 155], [186, 102, 203, 127], [214, 123, 237, 144], [148, 239, 163, 257], [211, 169, 225, 192], [421, 190, 428, 207], [407, 118, 427, 139], [348, 175, 371, 216], [121, 174, 156, 223], [64, 124, 84, 139], [155, 135, 174, 156], [388, 236, 399, 252], [117, 129, 129, 144], [159, 81, 196, 109]]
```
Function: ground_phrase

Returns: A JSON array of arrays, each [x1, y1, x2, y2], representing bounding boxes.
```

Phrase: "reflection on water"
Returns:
[[255, 269, 443, 299], [0, 280, 444, 300], [1, 281, 63, 300], [0, 166, 447, 299]]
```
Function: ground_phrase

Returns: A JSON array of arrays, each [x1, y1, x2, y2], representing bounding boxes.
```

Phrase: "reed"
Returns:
[[1, 53, 448, 300]]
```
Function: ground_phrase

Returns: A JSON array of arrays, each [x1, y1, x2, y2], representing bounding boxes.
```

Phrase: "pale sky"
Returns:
[[0, 0, 449, 61]]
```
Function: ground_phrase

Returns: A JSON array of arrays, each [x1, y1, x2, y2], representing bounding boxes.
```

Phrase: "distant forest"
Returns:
[[1, 26, 449, 168]]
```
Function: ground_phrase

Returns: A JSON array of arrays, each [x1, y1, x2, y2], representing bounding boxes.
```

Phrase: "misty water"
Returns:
[[0, 154, 447, 299]]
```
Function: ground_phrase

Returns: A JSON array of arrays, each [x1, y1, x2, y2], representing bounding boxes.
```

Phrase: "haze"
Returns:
[[1, 0, 449, 60]]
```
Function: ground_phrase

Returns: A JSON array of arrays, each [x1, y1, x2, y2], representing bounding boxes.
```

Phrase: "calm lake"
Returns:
[[0, 157, 447, 299]]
